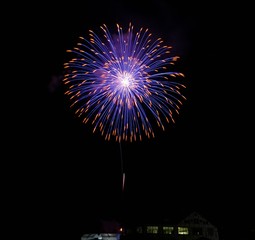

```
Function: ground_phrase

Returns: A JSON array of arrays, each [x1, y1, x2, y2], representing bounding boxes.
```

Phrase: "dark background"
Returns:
[[8, 1, 253, 240]]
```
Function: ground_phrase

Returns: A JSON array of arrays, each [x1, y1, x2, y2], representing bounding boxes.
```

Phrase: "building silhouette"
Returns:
[[81, 211, 219, 240], [123, 211, 219, 240]]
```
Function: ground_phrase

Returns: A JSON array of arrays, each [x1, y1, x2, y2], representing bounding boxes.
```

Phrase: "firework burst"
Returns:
[[63, 23, 186, 142]]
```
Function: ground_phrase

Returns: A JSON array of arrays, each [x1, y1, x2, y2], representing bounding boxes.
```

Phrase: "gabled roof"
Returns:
[[178, 211, 216, 228]]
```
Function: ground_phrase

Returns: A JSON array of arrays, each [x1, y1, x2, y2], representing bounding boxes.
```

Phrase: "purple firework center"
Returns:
[[63, 23, 186, 142], [117, 71, 134, 89]]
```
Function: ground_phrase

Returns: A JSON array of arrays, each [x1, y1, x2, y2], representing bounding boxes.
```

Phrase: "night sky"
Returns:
[[10, 1, 254, 240]]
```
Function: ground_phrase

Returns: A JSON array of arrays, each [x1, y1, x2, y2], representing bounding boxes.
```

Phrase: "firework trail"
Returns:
[[63, 23, 186, 142]]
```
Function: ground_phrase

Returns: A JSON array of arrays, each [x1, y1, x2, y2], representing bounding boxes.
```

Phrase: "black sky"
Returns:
[[10, 1, 254, 240]]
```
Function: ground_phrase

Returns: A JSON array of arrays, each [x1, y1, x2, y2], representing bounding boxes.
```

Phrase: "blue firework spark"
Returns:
[[63, 23, 186, 142]]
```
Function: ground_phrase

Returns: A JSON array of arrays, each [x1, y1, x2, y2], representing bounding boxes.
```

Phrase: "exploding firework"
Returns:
[[63, 23, 186, 142]]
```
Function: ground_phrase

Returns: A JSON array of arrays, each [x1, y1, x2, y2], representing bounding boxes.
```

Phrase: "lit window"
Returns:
[[147, 226, 158, 234], [163, 226, 174, 234], [178, 227, 189, 235]]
